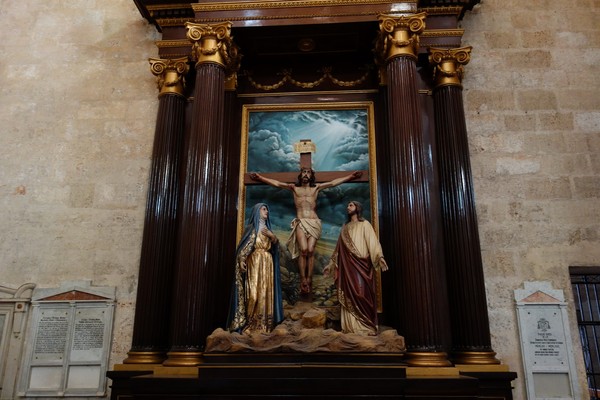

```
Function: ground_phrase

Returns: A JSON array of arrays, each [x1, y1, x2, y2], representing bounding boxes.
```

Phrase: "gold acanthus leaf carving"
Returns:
[[186, 21, 241, 72], [429, 47, 472, 86], [376, 13, 427, 62], [149, 57, 190, 93]]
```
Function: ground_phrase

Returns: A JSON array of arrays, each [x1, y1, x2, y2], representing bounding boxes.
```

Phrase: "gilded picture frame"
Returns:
[[237, 101, 379, 307]]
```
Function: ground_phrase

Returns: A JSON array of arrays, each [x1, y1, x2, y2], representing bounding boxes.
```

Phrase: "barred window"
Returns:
[[570, 266, 600, 399]]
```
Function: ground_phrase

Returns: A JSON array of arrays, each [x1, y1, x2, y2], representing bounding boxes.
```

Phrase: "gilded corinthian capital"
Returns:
[[149, 57, 190, 97], [375, 12, 427, 63], [429, 47, 472, 88], [186, 21, 241, 73]]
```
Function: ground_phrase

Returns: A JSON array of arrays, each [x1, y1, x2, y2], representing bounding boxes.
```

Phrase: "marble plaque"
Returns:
[[33, 309, 70, 363], [19, 281, 115, 397], [522, 306, 567, 367], [515, 281, 580, 400]]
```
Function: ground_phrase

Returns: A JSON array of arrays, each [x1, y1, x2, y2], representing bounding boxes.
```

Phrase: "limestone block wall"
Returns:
[[0, 0, 159, 373], [462, 0, 600, 398], [0, 0, 598, 399]]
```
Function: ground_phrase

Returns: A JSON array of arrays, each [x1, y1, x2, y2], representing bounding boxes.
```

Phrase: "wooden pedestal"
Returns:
[[108, 354, 517, 399]]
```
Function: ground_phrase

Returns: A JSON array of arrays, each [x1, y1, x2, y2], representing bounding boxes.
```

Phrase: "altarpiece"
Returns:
[[108, 1, 518, 398]]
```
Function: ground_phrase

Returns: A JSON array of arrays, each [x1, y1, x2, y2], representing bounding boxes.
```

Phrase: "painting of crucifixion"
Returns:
[[238, 102, 378, 307]]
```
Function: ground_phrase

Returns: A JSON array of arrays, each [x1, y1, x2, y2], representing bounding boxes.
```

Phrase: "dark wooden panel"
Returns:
[[108, 365, 516, 399]]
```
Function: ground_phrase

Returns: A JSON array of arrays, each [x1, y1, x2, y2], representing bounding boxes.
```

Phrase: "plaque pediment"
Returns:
[[518, 290, 561, 304], [32, 281, 116, 302], [514, 281, 565, 304], [37, 290, 110, 302]]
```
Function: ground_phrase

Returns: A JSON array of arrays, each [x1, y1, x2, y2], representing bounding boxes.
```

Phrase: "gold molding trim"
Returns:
[[156, 39, 193, 49], [122, 351, 167, 365], [404, 351, 452, 367], [451, 351, 501, 365], [163, 351, 204, 367], [147, 3, 191, 12], [156, 52, 192, 59], [156, 18, 194, 27], [419, 6, 463, 15], [193, 0, 417, 12], [421, 29, 464, 38], [191, 11, 395, 24]]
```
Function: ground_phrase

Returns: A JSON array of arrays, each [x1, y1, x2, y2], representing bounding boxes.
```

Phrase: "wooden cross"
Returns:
[[244, 139, 369, 184]]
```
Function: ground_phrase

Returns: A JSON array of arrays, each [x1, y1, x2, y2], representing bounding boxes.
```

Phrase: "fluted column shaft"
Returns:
[[125, 58, 188, 364], [430, 47, 499, 365], [165, 22, 239, 366], [376, 14, 451, 367]]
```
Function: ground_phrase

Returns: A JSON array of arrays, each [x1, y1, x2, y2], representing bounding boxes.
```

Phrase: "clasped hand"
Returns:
[[261, 228, 277, 243]]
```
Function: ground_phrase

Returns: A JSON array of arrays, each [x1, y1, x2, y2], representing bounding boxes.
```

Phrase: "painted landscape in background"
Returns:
[[241, 105, 375, 306]]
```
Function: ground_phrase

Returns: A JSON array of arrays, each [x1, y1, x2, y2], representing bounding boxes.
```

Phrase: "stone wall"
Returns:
[[0, 0, 598, 399], [462, 0, 600, 397], [0, 0, 159, 373]]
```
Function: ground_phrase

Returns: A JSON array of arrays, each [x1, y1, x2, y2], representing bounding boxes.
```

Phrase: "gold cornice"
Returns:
[[156, 39, 193, 49], [157, 52, 191, 59], [418, 6, 463, 15], [193, 0, 417, 12], [421, 29, 464, 38], [156, 18, 193, 27], [192, 11, 393, 23], [147, 3, 191, 12]]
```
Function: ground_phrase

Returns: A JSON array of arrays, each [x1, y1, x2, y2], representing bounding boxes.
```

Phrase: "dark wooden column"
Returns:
[[375, 13, 451, 367], [429, 47, 500, 365], [164, 22, 240, 367], [124, 58, 188, 365], [212, 80, 241, 329]]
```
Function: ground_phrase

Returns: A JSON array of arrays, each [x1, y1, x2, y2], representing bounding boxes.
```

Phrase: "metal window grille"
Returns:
[[570, 266, 600, 399]]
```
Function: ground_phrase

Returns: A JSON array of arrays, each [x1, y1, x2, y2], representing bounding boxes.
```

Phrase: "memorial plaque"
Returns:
[[522, 307, 567, 367], [33, 309, 70, 362], [70, 309, 107, 362], [19, 281, 115, 397], [515, 281, 580, 400]]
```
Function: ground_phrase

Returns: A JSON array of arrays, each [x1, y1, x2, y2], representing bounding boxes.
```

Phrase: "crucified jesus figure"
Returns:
[[250, 168, 362, 295]]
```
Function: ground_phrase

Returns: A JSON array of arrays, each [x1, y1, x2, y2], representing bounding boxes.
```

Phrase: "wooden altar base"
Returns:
[[108, 354, 517, 399]]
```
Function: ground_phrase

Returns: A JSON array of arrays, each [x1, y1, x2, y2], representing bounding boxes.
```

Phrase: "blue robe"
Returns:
[[227, 203, 284, 333]]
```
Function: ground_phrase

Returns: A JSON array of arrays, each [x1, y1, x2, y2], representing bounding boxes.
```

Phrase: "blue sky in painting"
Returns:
[[247, 109, 370, 172], [243, 108, 374, 272]]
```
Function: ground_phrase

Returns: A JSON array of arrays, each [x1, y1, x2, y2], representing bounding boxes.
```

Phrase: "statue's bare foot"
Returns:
[[300, 279, 310, 294]]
